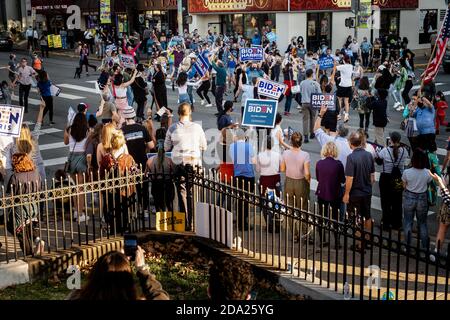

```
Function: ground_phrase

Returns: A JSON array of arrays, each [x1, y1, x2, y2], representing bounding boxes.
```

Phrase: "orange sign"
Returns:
[[188, 0, 288, 13]]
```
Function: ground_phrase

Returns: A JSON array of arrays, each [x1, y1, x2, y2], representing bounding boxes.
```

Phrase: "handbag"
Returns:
[[50, 84, 61, 97], [291, 85, 301, 94], [64, 141, 77, 174]]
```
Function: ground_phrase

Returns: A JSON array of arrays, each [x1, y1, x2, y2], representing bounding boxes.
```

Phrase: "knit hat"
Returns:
[[122, 106, 136, 119]]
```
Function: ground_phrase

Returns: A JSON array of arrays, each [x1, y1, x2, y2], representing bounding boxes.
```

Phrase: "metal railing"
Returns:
[[192, 170, 450, 301], [1, 167, 449, 300]]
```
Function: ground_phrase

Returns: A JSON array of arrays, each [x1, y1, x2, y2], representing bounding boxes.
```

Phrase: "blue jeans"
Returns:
[[187, 86, 194, 104], [179, 93, 191, 104], [284, 94, 293, 113], [403, 190, 429, 248], [62, 36, 67, 49], [127, 86, 134, 107]]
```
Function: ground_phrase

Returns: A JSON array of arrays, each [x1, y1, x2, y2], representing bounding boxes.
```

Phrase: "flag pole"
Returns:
[[421, 3, 450, 90]]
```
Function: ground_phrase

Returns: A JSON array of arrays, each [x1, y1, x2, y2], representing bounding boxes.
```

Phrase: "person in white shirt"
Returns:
[[256, 135, 282, 231], [26, 26, 34, 50], [271, 113, 291, 154], [164, 102, 207, 231], [348, 38, 360, 65], [334, 57, 353, 123], [12, 58, 37, 113]]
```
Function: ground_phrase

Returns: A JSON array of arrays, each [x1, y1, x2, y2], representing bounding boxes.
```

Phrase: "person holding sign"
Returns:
[[112, 69, 138, 126], [299, 69, 321, 143]]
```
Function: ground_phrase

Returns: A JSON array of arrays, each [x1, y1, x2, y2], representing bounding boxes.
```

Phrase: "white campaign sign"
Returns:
[[0, 105, 24, 138], [256, 78, 287, 100]]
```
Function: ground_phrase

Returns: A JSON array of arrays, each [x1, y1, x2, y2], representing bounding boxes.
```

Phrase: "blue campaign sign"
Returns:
[[345, 49, 353, 57], [240, 47, 264, 62], [311, 93, 336, 111], [242, 99, 278, 128], [193, 54, 210, 77], [266, 32, 277, 43], [318, 56, 335, 70]]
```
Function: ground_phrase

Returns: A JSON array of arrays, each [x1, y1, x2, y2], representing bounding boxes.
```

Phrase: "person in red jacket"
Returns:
[[434, 91, 448, 134], [122, 36, 142, 64]]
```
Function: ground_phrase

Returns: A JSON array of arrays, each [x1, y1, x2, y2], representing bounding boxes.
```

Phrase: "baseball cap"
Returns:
[[122, 106, 136, 119], [188, 52, 197, 59]]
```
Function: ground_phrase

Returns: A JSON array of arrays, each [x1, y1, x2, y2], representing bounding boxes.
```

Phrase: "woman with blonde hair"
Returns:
[[316, 141, 345, 222], [11, 101, 46, 183]]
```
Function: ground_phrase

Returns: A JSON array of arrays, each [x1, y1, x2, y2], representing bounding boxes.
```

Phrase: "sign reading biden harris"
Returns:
[[0, 105, 24, 137], [240, 47, 264, 62], [257, 78, 286, 100], [242, 99, 278, 128]]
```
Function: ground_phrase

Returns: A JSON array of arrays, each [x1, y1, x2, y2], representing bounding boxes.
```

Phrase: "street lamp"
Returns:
[[177, 0, 183, 35]]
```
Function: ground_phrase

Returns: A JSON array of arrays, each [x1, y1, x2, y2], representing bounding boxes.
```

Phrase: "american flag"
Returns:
[[422, 7, 450, 85]]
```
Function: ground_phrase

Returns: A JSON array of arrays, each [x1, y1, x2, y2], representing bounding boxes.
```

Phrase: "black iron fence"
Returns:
[[0, 167, 449, 300]]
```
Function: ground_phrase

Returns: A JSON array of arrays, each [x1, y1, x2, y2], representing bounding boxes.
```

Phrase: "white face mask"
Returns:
[[355, 62, 360, 67]]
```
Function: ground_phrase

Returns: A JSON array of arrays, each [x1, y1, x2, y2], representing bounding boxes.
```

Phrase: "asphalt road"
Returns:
[[1, 51, 450, 241]]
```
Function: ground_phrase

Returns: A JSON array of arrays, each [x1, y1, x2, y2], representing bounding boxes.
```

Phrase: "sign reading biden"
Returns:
[[311, 94, 336, 111], [318, 56, 335, 70], [242, 99, 278, 128], [257, 78, 287, 100], [240, 47, 264, 62], [0, 105, 24, 137]]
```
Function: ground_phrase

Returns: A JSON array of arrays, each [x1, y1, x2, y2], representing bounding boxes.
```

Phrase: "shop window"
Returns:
[[419, 9, 438, 44], [307, 13, 332, 52], [379, 11, 400, 39]]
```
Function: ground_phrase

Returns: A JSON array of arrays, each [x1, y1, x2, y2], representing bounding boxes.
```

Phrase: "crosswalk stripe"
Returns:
[[43, 157, 67, 167], [11, 95, 41, 106], [57, 84, 99, 94], [57, 92, 86, 100], [85, 80, 98, 84], [39, 128, 63, 134], [40, 142, 67, 151]]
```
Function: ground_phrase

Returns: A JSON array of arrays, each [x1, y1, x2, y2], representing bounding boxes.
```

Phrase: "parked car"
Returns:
[[0, 32, 13, 51]]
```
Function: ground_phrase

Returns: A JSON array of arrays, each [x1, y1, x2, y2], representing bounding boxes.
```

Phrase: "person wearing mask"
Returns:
[[238, 76, 257, 119], [131, 64, 148, 121], [64, 113, 89, 223], [299, 69, 321, 143], [343, 131, 375, 250], [434, 91, 448, 135], [281, 132, 311, 242], [251, 31, 261, 46], [348, 38, 360, 65], [402, 149, 432, 248], [334, 56, 353, 123], [26, 26, 34, 50], [316, 142, 345, 223], [36, 71, 54, 125], [67, 249, 169, 300], [164, 103, 207, 231], [353, 59, 364, 88], [211, 58, 227, 116], [13, 58, 37, 114], [60, 27, 68, 50], [376, 132, 408, 230], [413, 94, 435, 152], [369, 88, 388, 146], [270, 52, 282, 82], [360, 37, 372, 69], [230, 129, 256, 231], [7, 53, 17, 84]]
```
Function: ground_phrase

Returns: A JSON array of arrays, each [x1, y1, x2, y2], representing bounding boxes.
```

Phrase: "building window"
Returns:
[[221, 14, 275, 38], [419, 9, 438, 44], [307, 12, 332, 52], [379, 11, 400, 39]]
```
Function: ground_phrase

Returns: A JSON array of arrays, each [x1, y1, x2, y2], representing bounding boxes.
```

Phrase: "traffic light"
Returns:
[[351, 0, 360, 13], [345, 18, 356, 28]]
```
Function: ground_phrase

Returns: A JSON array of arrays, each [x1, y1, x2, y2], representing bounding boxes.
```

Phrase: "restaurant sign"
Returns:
[[188, 0, 288, 13]]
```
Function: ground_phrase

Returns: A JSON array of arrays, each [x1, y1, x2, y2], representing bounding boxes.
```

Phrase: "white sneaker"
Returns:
[[393, 102, 401, 110], [397, 106, 405, 111], [200, 99, 205, 106], [205, 103, 213, 108]]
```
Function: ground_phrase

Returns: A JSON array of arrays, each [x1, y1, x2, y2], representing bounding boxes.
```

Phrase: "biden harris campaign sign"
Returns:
[[257, 78, 287, 100], [242, 99, 278, 128], [0, 105, 24, 137], [240, 47, 264, 62], [311, 93, 336, 111]]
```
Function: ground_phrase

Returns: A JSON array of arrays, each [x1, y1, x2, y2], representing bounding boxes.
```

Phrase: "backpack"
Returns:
[[100, 152, 139, 196], [386, 148, 404, 192]]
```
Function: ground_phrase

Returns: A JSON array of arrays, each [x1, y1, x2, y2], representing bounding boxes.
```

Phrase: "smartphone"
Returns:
[[124, 234, 138, 261]]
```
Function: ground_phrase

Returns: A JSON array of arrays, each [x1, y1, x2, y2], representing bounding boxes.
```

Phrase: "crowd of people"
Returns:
[[1, 26, 450, 261]]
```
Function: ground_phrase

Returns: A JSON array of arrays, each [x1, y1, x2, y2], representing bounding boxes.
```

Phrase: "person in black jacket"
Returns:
[[151, 63, 168, 120], [131, 64, 148, 121], [370, 88, 389, 146]]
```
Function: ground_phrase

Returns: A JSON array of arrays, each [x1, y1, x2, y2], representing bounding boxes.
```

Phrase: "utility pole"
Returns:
[[177, 0, 183, 36], [352, 0, 360, 39]]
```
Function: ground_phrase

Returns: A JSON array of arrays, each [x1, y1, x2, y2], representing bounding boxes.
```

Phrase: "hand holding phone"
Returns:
[[124, 234, 138, 261]]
